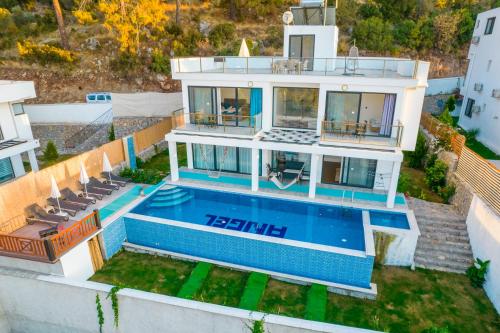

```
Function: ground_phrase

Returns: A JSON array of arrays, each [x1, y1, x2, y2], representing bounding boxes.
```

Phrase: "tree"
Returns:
[[98, 0, 170, 55], [433, 12, 460, 54], [175, 0, 180, 25], [374, 0, 418, 21], [393, 19, 417, 48], [220, 0, 285, 21], [353, 17, 393, 52], [52, 0, 69, 49], [43, 140, 59, 161], [456, 8, 475, 45]]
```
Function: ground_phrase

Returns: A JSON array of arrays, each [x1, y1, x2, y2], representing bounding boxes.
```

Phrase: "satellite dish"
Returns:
[[282, 11, 293, 25]]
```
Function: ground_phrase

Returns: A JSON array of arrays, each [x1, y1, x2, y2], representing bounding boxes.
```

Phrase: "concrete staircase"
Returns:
[[410, 198, 474, 274]]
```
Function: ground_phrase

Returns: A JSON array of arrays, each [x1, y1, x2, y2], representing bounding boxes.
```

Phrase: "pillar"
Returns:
[[186, 143, 194, 169], [10, 154, 25, 178], [261, 149, 271, 176], [251, 148, 259, 192], [308, 153, 320, 198], [168, 141, 179, 182], [386, 160, 402, 208], [27, 149, 39, 172]]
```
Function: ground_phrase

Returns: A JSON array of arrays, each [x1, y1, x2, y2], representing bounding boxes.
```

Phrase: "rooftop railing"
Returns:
[[320, 120, 404, 147], [172, 57, 420, 79], [172, 109, 262, 136]]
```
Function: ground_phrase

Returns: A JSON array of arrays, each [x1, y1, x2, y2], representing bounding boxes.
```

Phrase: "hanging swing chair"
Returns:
[[199, 145, 230, 179]]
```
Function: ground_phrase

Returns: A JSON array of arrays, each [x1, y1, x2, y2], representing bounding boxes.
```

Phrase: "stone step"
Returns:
[[415, 217, 467, 229], [419, 224, 469, 237], [417, 237, 472, 252], [419, 232, 469, 243], [415, 249, 473, 264], [414, 256, 471, 274], [415, 214, 466, 224]]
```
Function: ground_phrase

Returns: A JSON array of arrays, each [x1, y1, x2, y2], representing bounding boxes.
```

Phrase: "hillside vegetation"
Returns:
[[0, 0, 498, 103]]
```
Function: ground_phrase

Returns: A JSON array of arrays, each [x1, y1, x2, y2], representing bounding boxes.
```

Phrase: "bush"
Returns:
[[438, 107, 453, 126], [17, 40, 77, 65], [0, 8, 18, 49], [353, 17, 393, 52], [110, 52, 140, 73], [208, 23, 236, 49], [119, 167, 163, 185], [108, 124, 115, 141], [425, 160, 448, 192], [135, 157, 144, 169], [150, 49, 170, 74], [72, 10, 97, 25], [438, 184, 455, 204], [397, 172, 411, 194], [421, 327, 450, 333], [445, 96, 456, 113], [466, 258, 490, 288], [43, 140, 59, 161], [406, 131, 428, 169]]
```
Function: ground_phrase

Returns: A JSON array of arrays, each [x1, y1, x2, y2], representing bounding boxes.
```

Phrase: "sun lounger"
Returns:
[[89, 177, 119, 191], [61, 188, 96, 205], [25, 204, 69, 225], [38, 223, 65, 238], [47, 198, 85, 217], [86, 185, 112, 196], [101, 172, 129, 187]]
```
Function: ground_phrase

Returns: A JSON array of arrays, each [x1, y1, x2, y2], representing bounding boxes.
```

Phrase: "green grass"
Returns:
[[305, 284, 327, 322], [177, 262, 212, 299], [194, 266, 249, 307], [239, 272, 269, 311], [141, 143, 187, 174], [89, 251, 195, 296], [38, 154, 76, 170], [258, 278, 308, 318], [90, 252, 500, 333], [399, 165, 443, 203], [464, 137, 500, 160]]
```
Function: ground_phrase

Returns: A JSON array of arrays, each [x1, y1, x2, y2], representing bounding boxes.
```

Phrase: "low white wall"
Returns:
[[59, 241, 95, 280], [425, 77, 463, 96], [0, 255, 64, 275], [0, 267, 381, 333], [0, 301, 10, 333], [466, 195, 500, 313], [24, 103, 111, 124]]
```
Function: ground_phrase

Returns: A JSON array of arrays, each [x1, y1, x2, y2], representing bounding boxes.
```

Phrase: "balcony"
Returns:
[[172, 57, 421, 79], [172, 110, 261, 137], [320, 120, 403, 148]]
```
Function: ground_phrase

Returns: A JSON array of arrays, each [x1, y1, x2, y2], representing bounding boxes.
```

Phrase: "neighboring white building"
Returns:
[[459, 7, 500, 154], [0, 80, 39, 184], [166, 1, 429, 209]]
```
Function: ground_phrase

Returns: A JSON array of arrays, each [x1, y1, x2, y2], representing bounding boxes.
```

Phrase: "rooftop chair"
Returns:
[[61, 188, 96, 205], [89, 177, 119, 191], [47, 197, 85, 217], [25, 204, 69, 225], [101, 172, 129, 187]]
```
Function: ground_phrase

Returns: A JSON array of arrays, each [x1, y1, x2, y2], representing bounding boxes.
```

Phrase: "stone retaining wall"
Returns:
[[113, 117, 167, 139]]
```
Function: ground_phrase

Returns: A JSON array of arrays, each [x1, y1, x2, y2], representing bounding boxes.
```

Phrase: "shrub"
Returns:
[[425, 160, 448, 192], [150, 49, 170, 74], [438, 107, 453, 126], [110, 52, 140, 73], [43, 140, 59, 161], [438, 184, 455, 204], [397, 172, 411, 194], [445, 96, 456, 113], [465, 128, 479, 141], [466, 258, 490, 288], [17, 40, 77, 65], [135, 157, 144, 169], [208, 23, 236, 49], [421, 327, 450, 333], [0, 8, 18, 49], [108, 124, 115, 141], [353, 17, 393, 52], [119, 167, 163, 185], [73, 10, 97, 25], [406, 131, 428, 169]]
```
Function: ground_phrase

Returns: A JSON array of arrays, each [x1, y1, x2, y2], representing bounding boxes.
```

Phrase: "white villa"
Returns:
[[0, 80, 39, 184], [459, 7, 500, 154], [166, 0, 429, 209]]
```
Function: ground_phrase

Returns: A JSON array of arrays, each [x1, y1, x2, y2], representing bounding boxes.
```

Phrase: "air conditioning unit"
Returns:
[[492, 89, 500, 98], [471, 36, 480, 44], [471, 105, 482, 113], [474, 83, 484, 92]]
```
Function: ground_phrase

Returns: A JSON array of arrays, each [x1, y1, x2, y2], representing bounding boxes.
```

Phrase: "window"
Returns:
[[485, 17, 495, 35], [97, 95, 105, 101], [0, 126, 3, 140], [487, 60, 492, 72], [464, 98, 475, 118], [273, 87, 319, 129], [476, 19, 480, 28], [0, 158, 15, 184], [11, 103, 25, 115], [341, 158, 377, 188], [188, 86, 216, 116], [192, 144, 252, 174]]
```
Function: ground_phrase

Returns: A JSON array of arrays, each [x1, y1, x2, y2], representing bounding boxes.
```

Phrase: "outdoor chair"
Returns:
[[101, 173, 129, 187], [61, 188, 96, 205], [89, 177, 119, 191], [25, 204, 69, 225], [47, 197, 85, 217], [85, 185, 112, 196]]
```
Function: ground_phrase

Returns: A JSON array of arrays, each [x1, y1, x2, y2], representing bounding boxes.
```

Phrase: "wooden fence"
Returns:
[[0, 234, 48, 261], [420, 112, 500, 215], [133, 118, 173, 154]]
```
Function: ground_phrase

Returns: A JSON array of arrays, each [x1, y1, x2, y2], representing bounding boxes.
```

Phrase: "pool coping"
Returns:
[[123, 242, 378, 299]]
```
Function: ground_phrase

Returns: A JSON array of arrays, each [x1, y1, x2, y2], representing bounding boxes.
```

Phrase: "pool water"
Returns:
[[370, 210, 410, 229], [131, 186, 366, 251]]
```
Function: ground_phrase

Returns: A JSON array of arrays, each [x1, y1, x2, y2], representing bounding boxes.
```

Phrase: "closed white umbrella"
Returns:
[[238, 38, 250, 57], [50, 175, 64, 216], [79, 162, 90, 198], [102, 152, 113, 185]]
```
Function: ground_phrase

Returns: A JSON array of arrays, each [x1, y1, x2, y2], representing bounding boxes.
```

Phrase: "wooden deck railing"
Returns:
[[0, 211, 101, 262]]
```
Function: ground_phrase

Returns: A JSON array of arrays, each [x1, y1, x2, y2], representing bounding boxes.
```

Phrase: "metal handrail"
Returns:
[[320, 120, 404, 147], [173, 111, 261, 135]]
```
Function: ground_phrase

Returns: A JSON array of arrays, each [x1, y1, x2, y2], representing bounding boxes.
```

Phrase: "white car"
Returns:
[[86, 92, 111, 103]]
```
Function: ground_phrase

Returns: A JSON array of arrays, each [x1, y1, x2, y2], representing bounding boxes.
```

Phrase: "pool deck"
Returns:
[[169, 168, 409, 213]]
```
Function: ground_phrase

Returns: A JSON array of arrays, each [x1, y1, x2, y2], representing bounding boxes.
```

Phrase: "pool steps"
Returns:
[[148, 187, 194, 208]]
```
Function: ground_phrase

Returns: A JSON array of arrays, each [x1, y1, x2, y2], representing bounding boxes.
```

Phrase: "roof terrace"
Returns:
[[171, 56, 425, 79]]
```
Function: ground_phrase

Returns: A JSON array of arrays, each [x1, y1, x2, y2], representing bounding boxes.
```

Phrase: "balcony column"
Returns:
[[308, 153, 320, 198], [186, 143, 194, 169], [27, 149, 39, 172], [386, 160, 402, 208], [251, 148, 260, 192], [168, 141, 179, 182], [10, 154, 25, 178], [261, 149, 270, 176]]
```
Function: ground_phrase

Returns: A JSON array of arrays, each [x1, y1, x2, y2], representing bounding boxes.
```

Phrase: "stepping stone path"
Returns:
[[410, 198, 474, 274]]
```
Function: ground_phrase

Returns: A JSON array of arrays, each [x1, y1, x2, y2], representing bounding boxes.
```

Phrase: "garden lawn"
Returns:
[[38, 154, 76, 170], [141, 143, 187, 174], [90, 251, 500, 333], [399, 166, 443, 203], [465, 137, 500, 160]]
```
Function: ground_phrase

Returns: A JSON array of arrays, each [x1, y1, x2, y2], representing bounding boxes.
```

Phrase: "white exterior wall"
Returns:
[[283, 25, 339, 61], [0, 103, 18, 140], [459, 7, 500, 154], [24, 103, 111, 124], [0, 302, 10, 333], [425, 77, 463, 96], [58, 240, 95, 280], [466, 195, 500, 313], [0, 269, 382, 333]]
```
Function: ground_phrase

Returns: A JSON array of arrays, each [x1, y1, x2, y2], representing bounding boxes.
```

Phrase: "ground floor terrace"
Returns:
[[166, 132, 404, 209]]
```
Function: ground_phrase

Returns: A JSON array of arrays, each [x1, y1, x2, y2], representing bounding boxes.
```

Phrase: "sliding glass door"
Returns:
[[193, 144, 252, 174], [341, 158, 377, 188], [325, 92, 361, 133], [219, 87, 251, 127], [188, 87, 216, 125], [273, 87, 318, 129], [289, 35, 314, 71], [0, 158, 15, 184]]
